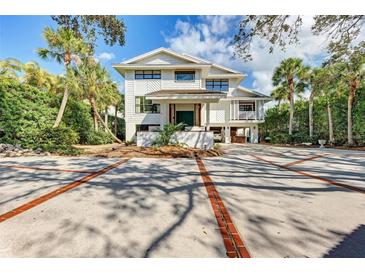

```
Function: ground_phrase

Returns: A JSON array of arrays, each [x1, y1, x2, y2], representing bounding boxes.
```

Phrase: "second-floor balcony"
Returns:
[[238, 111, 256, 120], [230, 100, 265, 121]]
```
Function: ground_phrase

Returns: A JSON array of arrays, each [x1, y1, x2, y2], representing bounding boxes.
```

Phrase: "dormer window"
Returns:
[[175, 71, 195, 81], [206, 79, 229, 91]]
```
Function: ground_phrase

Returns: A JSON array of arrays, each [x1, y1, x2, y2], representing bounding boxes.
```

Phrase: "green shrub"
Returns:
[[63, 98, 94, 144], [85, 130, 113, 145], [36, 125, 79, 151], [153, 123, 185, 147], [0, 79, 57, 148], [270, 132, 290, 144]]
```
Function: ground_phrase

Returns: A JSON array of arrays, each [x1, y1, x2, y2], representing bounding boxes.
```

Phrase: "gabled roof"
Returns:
[[121, 47, 207, 65], [182, 53, 243, 75], [236, 86, 270, 98]]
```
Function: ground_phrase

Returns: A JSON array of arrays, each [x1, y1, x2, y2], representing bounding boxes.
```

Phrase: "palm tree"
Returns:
[[272, 58, 309, 137], [72, 57, 122, 143], [271, 85, 289, 107], [22, 61, 55, 90], [99, 81, 121, 133], [0, 58, 22, 79], [37, 27, 89, 128]]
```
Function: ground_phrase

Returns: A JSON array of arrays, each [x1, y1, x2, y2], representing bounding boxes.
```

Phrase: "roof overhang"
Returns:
[[206, 73, 246, 81], [146, 89, 226, 101], [222, 96, 272, 102], [121, 47, 204, 65]]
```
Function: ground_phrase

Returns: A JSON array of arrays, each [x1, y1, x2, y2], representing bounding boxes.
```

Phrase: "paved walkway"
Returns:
[[0, 145, 364, 257]]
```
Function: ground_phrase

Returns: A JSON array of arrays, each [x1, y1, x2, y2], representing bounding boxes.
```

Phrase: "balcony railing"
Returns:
[[238, 111, 256, 120]]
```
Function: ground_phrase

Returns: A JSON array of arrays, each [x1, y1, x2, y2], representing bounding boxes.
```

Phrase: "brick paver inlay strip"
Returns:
[[195, 155, 251, 258], [0, 159, 129, 223]]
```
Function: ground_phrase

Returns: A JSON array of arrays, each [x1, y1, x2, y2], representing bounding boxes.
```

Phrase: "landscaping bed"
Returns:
[[74, 143, 223, 158]]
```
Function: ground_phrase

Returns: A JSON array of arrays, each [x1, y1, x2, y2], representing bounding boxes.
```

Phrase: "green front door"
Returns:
[[176, 111, 194, 126]]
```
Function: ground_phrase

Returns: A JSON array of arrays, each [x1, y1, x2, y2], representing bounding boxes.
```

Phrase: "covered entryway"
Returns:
[[170, 103, 201, 127], [176, 111, 194, 126]]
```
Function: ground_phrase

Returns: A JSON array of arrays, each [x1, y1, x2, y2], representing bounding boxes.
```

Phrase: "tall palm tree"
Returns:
[[72, 57, 122, 143], [341, 56, 365, 145], [272, 58, 309, 137], [307, 67, 324, 139], [37, 27, 89, 128]]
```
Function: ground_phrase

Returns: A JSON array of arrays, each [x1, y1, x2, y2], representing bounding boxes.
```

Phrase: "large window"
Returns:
[[175, 71, 195, 81], [135, 70, 161, 79], [135, 96, 160, 113], [206, 79, 229, 91], [239, 102, 255, 111]]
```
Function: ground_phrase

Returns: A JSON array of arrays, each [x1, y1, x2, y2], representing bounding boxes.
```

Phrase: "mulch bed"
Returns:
[[78, 144, 223, 158]]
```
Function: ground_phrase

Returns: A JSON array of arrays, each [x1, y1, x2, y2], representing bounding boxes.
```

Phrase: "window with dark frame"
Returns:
[[135, 96, 160, 113], [135, 70, 161, 79], [206, 79, 229, 91], [175, 71, 195, 81], [239, 102, 255, 111]]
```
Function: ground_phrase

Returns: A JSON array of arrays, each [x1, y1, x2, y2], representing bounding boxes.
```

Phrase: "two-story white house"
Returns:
[[113, 48, 271, 145]]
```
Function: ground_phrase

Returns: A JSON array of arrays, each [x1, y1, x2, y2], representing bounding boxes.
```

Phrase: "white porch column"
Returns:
[[250, 125, 258, 143], [159, 103, 168, 129], [205, 102, 210, 131], [225, 126, 231, 143]]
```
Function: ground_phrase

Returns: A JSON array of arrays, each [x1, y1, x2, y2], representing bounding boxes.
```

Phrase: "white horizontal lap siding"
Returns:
[[124, 70, 161, 124], [161, 70, 201, 90]]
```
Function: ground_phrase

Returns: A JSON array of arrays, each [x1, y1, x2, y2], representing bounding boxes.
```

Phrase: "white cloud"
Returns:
[[165, 16, 365, 98], [165, 16, 241, 69], [97, 52, 115, 61]]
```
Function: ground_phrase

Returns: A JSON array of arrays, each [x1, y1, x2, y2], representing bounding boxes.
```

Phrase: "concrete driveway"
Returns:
[[0, 144, 364, 258]]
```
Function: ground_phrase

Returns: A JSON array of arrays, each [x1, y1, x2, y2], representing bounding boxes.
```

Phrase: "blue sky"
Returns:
[[0, 16, 258, 92], [2, 16, 362, 96]]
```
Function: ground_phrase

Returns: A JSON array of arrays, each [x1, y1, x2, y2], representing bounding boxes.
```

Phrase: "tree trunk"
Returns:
[[53, 58, 71, 128], [327, 98, 334, 144], [308, 91, 315, 139], [288, 79, 295, 136], [114, 104, 118, 137], [90, 97, 122, 143], [93, 109, 98, 132], [347, 80, 358, 146], [104, 106, 108, 132], [53, 86, 69, 128]]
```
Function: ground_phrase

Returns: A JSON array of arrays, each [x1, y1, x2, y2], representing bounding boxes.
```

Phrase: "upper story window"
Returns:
[[175, 71, 195, 81], [206, 79, 229, 91], [135, 70, 161, 80], [135, 96, 160, 114], [239, 101, 255, 112]]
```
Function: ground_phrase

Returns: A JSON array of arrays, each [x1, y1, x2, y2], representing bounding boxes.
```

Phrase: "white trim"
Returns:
[[113, 64, 211, 69], [120, 47, 205, 65], [222, 97, 272, 101], [237, 86, 268, 97], [206, 73, 245, 79]]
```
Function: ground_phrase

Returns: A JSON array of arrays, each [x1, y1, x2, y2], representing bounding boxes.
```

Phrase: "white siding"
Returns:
[[124, 70, 161, 126], [161, 70, 202, 90]]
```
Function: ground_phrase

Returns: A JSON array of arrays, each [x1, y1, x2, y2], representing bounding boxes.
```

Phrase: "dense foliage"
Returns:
[[0, 77, 123, 153], [261, 87, 365, 145], [0, 21, 125, 153]]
